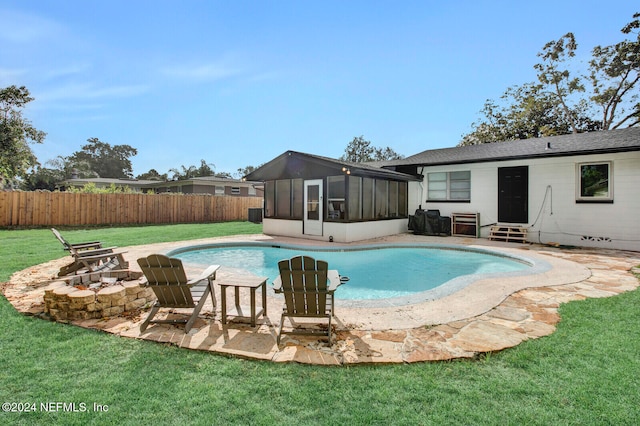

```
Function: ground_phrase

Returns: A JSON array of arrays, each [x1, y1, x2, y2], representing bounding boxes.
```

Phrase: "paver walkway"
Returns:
[[3, 234, 639, 365]]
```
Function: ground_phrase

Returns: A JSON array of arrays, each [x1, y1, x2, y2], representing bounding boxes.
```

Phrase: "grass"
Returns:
[[1, 223, 639, 425]]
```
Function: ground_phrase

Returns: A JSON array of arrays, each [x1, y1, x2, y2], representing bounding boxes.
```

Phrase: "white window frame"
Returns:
[[576, 161, 613, 202], [427, 171, 471, 201]]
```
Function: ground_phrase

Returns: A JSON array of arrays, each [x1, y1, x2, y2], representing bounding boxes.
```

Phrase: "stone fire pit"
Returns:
[[43, 271, 152, 321]]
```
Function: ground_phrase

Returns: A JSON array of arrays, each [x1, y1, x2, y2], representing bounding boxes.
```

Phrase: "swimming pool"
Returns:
[[168, 242, 544, 307]]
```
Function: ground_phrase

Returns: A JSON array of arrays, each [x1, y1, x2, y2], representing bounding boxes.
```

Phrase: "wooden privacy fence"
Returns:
[[0, 191, 264, 227]]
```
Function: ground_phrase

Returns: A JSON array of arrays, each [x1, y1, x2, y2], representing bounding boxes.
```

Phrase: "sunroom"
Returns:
[[244, 151, 421, 242]]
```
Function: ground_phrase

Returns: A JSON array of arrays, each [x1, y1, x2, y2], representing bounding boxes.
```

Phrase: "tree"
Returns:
[[0, 85, 46, 186], [461, 12, 639, 145], [136, 169, 168, 181], [20, 165, 64, 191], [340, 136, 404, 162], [195, 159, 215, 177], [588, 12, 640, 129], [235, 165, 260, 179], [534, 33, 585, 134], [460, 83, 598, 145], [66, 182, 136, 194], [67, 138, 137, 178], [46, 155, 97, 179], [373, 146, 405, 161], [169, 159, 216, 180]]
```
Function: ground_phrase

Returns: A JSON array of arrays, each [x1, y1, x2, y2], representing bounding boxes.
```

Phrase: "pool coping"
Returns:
[[166, 240, 551, 309], [4, 233, 640, 365]]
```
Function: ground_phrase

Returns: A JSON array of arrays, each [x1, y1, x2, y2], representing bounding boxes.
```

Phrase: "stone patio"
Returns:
[[3, 233, 639, 365]]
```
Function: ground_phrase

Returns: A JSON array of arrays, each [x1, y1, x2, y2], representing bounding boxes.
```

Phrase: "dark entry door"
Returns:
[[498, 166, 528, 223]]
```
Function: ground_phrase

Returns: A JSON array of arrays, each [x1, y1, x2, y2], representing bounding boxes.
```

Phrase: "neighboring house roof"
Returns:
[[383, 127, 640, 168], [58, 178, 159, 188], [58, 176, 261, 190], [144, 176, 259, 188], [244, 150, 421, 182]]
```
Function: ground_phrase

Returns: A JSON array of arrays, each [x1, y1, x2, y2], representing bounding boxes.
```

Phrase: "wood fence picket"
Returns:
[[0, 192, 263, 227]]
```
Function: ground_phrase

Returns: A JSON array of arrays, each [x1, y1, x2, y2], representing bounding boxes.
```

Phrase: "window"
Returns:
[[215, 186, 225, 195], [264, 179, 302, 219], [292, 179, 303, 219], [264, 181, 275, 217], [388, 181, 399, 217], [577, 162, 613, 202], [398, 182, 408, 217], [362, 177, 375, 220], [375, 180, 388, 218], [427, 171, 470, 201], [275, 179, 291, 216], [327, 176, 345, 220], [264, 177, 408, 221], [231, 187, 240, 195], [347, 176, 362, 220]]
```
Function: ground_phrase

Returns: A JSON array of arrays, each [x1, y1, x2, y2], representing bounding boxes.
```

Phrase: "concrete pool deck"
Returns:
[[4, 233, 640, 365]]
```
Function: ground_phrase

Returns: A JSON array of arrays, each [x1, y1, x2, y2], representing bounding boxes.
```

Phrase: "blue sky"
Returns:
[[1, 1, 636, 178]]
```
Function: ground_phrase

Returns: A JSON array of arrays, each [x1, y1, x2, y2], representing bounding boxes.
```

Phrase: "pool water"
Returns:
[[170, 243, 531, 301]]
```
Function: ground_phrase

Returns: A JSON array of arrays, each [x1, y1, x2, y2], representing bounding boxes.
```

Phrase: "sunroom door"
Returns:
[[304, 179, 323, 236]]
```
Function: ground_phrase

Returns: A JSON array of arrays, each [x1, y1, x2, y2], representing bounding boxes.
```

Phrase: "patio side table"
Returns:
[[218, 275, 268, 327]]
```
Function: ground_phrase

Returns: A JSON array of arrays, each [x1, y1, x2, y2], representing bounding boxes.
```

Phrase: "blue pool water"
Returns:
[[169, 243, 532, 303]]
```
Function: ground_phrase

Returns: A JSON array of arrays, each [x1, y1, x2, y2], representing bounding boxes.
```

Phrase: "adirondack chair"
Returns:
[[52, 228, 129, 277], [137, 254, 220, 333], [51, 228, 102, 251], [273, 255, 346, 345]]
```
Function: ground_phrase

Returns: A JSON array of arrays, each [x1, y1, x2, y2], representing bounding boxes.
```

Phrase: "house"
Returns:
[[56, 177, 158, 192], [57, 176, 263, 197], [146, 176, 263, 197], [246, 127, 640, 251], [384, 126, 640, 251], [244, 151, 421, 242]]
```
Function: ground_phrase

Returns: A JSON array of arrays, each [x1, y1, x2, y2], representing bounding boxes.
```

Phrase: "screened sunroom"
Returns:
[[244, 151, 421, 242]]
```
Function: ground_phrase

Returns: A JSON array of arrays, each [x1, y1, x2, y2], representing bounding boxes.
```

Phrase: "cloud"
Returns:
[[37, 83, 149, 103], [41, 64, 92, 81], [161, 62, 243, 82], [0, 8, 66, 43], [0, 67, 27, 84]]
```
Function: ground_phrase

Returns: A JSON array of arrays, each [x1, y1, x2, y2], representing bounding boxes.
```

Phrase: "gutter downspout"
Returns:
[[417, 166, 426, 209]]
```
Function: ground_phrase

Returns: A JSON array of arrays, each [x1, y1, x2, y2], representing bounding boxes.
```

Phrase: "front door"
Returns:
[[498, 166, 528, 223], [304, 179, 323, 235]]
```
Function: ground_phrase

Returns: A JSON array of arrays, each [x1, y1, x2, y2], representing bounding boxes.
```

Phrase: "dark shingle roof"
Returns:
[[384, 127, 640, 167], [244, 150, 420, 182]]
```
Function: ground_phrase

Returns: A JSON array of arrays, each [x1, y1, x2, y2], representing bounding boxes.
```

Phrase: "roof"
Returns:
[[384, 127, 640, 168], [146, 176, 259, 187], [244, 150, 420, 182], [59, 176, 261, 189], [59, 178, 158, 187]]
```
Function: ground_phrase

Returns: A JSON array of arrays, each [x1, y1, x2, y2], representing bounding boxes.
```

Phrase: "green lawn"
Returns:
[[1, 223, 639, 425]]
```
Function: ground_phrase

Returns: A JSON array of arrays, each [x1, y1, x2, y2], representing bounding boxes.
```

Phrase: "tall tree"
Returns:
[[340, 136, 403, 162], [373, 146, 405, 161], [169, 159, 216, 180], [236, 165, 259, 179], [461, 12, 639, 145], [588, 12, 640, 129], [460, 83, 597, 145], [67, 138, 137, 178], [340, 136, 375, 162], [534, 32, 584, 134], [136, 169, 168, 181], [0, 85, 46, 186], [20, 165, 64, 191], [47, 155, 97, 179]]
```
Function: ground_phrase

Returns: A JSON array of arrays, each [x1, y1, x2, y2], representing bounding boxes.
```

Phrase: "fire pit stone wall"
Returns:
[[43, 276, 155, 321]]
